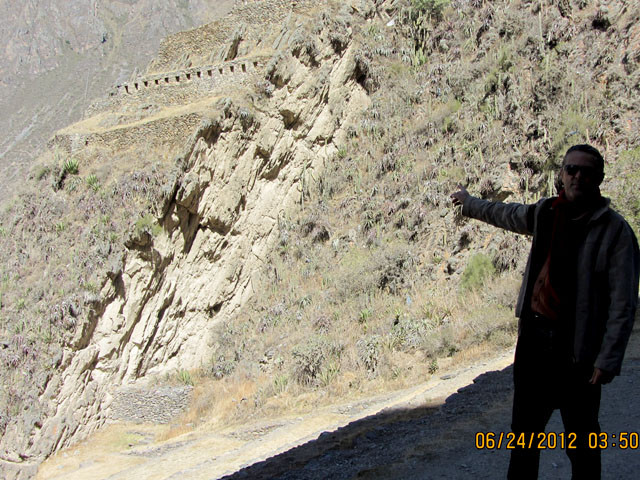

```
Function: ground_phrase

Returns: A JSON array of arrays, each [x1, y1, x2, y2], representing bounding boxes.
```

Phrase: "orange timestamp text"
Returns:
[[475, 432, 639, 450], [588, 432, 638, 449], [475, 432, 577, 450]]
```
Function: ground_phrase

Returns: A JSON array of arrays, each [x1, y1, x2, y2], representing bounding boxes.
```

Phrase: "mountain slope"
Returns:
[[1, 0, 640, 479]]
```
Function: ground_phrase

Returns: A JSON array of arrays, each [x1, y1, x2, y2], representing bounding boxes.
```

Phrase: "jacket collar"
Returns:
[[588, 197, 611, 225], [546, 194, 611, 225]]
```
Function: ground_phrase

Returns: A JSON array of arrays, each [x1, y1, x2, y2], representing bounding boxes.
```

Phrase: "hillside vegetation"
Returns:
[[183, 0, 640, 432], [1, 0, 640, 476]]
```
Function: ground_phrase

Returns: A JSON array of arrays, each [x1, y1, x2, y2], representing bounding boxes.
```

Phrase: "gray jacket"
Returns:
[[462, 195, 639, 375]]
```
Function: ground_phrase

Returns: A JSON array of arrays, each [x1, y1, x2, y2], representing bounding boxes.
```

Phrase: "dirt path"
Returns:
[[37, 328, 640, 480], [223, 329, 640, 480]]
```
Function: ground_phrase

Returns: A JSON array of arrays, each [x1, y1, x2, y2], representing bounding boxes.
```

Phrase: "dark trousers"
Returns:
[[507, 317, 601, 480]]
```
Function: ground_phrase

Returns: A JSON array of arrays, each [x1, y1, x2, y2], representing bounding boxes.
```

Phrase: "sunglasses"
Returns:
[[562, 164, 599, 177]]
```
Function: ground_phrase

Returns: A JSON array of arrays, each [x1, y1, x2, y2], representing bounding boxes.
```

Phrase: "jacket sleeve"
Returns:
[[595, 223, 640, 375], [461, 196, 539, 235]]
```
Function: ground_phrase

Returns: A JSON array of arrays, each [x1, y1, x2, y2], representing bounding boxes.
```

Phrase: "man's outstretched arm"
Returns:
[[450, 185, 539, 236]]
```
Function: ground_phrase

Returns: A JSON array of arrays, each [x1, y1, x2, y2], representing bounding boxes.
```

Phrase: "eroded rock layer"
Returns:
[[0, 1, 372, 477]]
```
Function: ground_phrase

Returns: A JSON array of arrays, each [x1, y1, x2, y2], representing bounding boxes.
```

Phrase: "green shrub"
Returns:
[[411, 0, 450, 21], [177, 369, 194, 386], [391, 316, 430, 350], [428, 359, 439, 374], [86, 174, 100, 192], [292, 338, 326, 385], [356, 335, 381, 374], [272, 374, 289, 394], [318, 361, 340, 387], [413, 47, 428, 67], [291, 337, 340, 386], [401, 0, 451, 56], [134, 214, 162, 237], [62, 158, 79, 175], [66, 176, 82, 192], [210, 354, 237, 379], [460, 253, 496, 291], [358, 308, 372, 323]]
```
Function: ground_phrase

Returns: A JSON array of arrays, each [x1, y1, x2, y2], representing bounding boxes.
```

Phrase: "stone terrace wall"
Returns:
[[148, 0, 317, 73], [118, 56, 268, 97], [52, 110, 204, 156], [109, 385, 193, 424], [86, 56, 268, 119]]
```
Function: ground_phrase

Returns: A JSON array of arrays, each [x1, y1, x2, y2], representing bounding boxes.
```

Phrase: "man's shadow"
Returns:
[[220, 349, 640, 480], [220, 364, 516, 480]]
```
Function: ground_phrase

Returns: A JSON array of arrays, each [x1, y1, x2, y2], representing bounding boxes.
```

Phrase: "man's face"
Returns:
[[561, 151, 603, 202]]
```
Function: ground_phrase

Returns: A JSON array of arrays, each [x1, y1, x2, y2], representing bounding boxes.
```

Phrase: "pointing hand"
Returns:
[[450, 185, 469, 207]]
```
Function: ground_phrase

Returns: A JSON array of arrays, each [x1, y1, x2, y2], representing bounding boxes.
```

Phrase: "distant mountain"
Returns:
[[0, 0, 235, 199]]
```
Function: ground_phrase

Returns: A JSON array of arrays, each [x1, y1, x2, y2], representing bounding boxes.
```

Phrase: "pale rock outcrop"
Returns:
[[0, 2, 372, 477]]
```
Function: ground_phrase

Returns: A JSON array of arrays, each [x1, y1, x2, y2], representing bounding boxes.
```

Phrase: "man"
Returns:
[[450, 144, 639, 479]]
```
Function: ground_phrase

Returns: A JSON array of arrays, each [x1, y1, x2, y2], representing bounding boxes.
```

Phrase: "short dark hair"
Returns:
[[564, 144, 605, 173]]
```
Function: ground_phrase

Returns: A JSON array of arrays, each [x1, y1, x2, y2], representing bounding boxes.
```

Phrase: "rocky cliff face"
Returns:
[[0, 1, 372, 477]]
